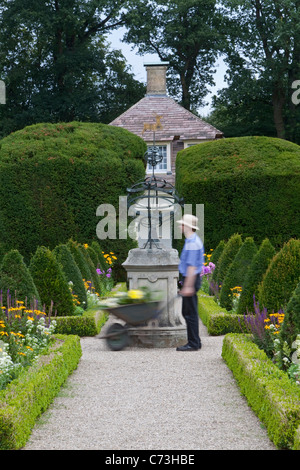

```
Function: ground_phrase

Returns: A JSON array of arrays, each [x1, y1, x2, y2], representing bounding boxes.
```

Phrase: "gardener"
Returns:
[[176, 214, 204, 351]]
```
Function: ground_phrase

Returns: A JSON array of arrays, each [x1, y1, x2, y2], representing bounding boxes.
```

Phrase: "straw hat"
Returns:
[[176, 214, 199, 230]]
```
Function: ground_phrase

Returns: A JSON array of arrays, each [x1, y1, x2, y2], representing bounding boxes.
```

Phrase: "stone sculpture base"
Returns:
[[122, 247, 187, 348]]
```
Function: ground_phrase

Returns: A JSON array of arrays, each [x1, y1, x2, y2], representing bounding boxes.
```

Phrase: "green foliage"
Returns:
[[280, 281, 300, 350], [68, 239, 92, 283], [237, 238, 276, 315], [0, 122, 146, 267], [198, 292, 248, 335], [0, 334, 81, 450], [212, 233, 242, 286], [0, 0, 146, 137], [53, 244, 87, 309], [79, 244, 102, 296], [0, 249, 41, 307], [29, 246, 75, 316], [54, 307, 108, 337], [219, 237, 257, 310], [210, 240, 226, 265], [175, 136, 300, 250], [258, 239, 300, 312], [222, 333, 300, 450]]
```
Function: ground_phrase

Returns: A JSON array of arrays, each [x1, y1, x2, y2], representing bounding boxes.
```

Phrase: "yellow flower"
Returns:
[[128, 289, 144, 300]]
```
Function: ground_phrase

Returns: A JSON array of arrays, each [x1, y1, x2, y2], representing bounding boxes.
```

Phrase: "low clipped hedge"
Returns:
[[198, 292, 248, 335], [54, 309, 108, 336], [0, 334, 82, 450], [222, 333, 300, 450]]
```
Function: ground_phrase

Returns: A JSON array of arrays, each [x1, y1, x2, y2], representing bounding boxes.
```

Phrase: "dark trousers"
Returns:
[[181, 274, 201, 349]]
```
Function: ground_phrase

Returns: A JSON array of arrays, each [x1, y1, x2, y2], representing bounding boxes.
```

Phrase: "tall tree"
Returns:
[[219, 0, 300, 141], [123, 0, 224, 111], [0, 0, 145, 137]]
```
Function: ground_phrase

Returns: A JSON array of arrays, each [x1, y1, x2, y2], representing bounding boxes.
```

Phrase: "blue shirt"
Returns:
[[179, 233, 204, 277]]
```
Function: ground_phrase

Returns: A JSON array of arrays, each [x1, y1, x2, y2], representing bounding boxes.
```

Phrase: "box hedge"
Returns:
[[222, 333, 300, 449], [0, 334, 82, 450], [175, 136, 300, 250], [198, 292, 248, 335]]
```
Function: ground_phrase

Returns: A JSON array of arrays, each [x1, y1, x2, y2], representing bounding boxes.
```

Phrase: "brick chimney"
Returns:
[[145, 62, 169, 95]]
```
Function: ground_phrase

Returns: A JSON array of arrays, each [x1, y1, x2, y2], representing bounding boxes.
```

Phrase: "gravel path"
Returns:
[[23, 318, 276, 451]]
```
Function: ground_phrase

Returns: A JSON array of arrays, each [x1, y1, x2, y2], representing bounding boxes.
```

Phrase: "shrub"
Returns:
[[79, 244, 102, 296], [0, 249, 41, 307], [258, 239, 300, 312], [212, 233, 242, 287], [222, 333, 300, 449], [0, 122, 146, 263], [68, 239, 92, 283], [210, 240, 226, 265], [53, 244, 87, 309], [219, 237, 257, 310], [175, 136, 300, 250], [0, 334, 81, 450], [29, 246, 75, 316], [237, 238, 276, 315], [280, 281, 300, 350]]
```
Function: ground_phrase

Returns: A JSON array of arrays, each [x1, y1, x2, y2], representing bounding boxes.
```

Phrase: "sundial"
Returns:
[[127, 132, 184, 249]]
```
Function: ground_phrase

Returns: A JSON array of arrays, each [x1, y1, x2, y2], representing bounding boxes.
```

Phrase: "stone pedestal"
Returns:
[[122, 247, 187, 348]]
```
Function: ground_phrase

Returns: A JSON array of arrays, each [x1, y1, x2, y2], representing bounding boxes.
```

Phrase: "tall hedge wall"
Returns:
[[0, 122, 146, 265], [175, 136, 300, 250]]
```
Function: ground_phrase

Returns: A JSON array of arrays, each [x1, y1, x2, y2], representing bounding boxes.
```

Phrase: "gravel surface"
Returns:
[[23, 318, 276, 451]]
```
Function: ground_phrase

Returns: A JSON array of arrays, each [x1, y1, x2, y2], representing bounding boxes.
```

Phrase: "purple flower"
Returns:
[[96, 269, 103, 275], [106, 273, 111, 278], [209, 262, 215, 270]]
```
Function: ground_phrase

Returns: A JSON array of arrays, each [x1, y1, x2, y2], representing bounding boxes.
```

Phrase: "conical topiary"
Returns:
[[67, 239, 92, 283], [79, 244, 102, 296], [0, 249, 41, 307], [209, 240, 226, 295], [237, 238, 275, 315], [214, 233, 243, 287], [219, 237, 257, 310], [29, 246, 75, 316], [258, 238, 300, 312], [279, 280, 300, 350], [53, 244, 87, 309]]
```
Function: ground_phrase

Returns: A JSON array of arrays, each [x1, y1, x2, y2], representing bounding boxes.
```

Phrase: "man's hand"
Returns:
[[180, 285, 195, 297]]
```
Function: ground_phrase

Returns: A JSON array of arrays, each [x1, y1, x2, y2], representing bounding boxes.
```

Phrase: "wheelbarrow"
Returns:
[[98, 300, 165, 351]]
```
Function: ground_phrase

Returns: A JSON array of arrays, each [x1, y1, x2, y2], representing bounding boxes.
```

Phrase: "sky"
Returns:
[[107, 27, 228, 116]]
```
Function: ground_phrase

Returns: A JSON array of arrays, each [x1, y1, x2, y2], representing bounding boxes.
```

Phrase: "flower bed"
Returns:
[[0, 333, 82, 450]]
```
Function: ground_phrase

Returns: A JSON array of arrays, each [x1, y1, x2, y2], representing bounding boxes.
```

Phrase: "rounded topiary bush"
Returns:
[[0, 122, 146, 262], [279, 281, 300, 350], [258, 239, 300, 312], [176, 136, 300, 250], [213, 233, 243, 287], [237, 238, 276, 315], [29, 246, 75, 316], [219, 237, 257, 310], [0, 249, 41, 307], [53, 244, 87, 309]]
